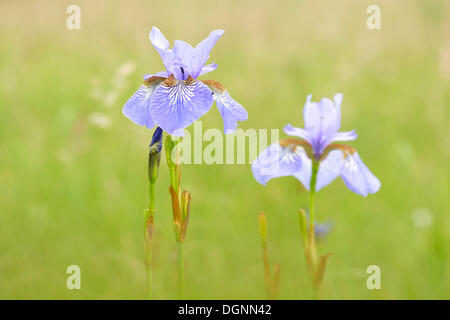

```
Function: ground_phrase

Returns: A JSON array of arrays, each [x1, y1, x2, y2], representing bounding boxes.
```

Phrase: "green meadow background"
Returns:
[[1, 0, 449, 299]]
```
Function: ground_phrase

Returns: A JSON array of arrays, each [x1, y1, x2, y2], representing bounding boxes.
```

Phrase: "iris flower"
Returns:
[[252, 94, 380, 197], [123, 27, 248, 136]]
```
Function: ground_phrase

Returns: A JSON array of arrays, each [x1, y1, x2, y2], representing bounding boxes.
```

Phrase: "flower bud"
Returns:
[[148, 127, 163, 184]]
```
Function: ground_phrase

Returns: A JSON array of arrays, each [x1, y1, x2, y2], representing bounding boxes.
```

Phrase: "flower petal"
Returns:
[[293, 147, 312, 190], [293, 149, 342, 191], [149, 27, 182, 79], [252, 143, 303, 186], [123, 78, 164, 129], [283, 124, 312, 144], [172, 40, 196, 80], [192, 29, 225, 78], [149, 78, 213, 134], [143, 71, 168, 80], [340, 152, 381, 196], [198, 63, 218, 76], [214, 91, 248, 134], [303, 94, 343, 155], [330, 129, 358, 142], [315, 150, 343, 191]]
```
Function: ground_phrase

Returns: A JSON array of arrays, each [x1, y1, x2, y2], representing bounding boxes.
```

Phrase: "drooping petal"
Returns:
[[202, 79, 248, 134], [293, 149, 342, 191], [198, 63, 218, 76], [149, 77, 213, 135], [283, 124, 312, 144], [122, 77, 165, 129], [252, 143, 303, 186], [340, 152, 381, 196], [315, 150, 343, 191], [192, 30, 225, 78], [214, 91, 248, 134], [293, 147, 312, 190], [149, 27, 182, 79]]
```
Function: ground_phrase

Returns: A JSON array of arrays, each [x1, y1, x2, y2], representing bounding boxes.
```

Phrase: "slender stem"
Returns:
[[144, 181, 155, 300], [309, 160, 320, 299], [177, 241, 185, 299], [261, 240, 273, 299]]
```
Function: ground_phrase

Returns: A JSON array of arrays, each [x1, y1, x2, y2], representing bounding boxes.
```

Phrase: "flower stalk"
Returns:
[[258, 212, 281, 300], [144, 127, 163, 300], [298, 160, 332, 299], [165, 134, 191, 299]]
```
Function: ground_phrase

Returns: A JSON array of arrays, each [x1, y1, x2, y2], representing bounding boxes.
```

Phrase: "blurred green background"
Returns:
[[1, 0, 449, 299]]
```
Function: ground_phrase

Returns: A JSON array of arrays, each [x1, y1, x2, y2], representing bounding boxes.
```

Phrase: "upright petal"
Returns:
[[122, 77, 165, 129], [149, 77, 213, 135], [340, 152, 381, 196], [192, 30, 225, 78], [149, 27, 181, 79], [252, 143, 303, 186], [172, 40, 196, 80]]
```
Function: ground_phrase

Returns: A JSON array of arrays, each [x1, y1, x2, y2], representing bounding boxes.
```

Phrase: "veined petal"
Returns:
[[192, 29, 225, 78], [293, 147, 312, 190], [215, 92, 248, 134], [149, 77, 213, 135], [340, 152, 381, 196], [198, 63, 218, 76], [252, 143, 303, 186], [283, 124, 312, 143], [293, 149, 342, 191], [149, 27, 182, 79], [315, 150, 343, 191], [202, 80, 247, 134], [122, 77, 165, 129]]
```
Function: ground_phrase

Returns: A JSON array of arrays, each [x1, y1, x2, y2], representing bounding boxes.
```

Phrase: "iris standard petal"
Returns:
[[252, 143, 303, 186], [149, 78, 213, 135], [123, 77, 165, 129], [172, 40, 196, 80], [340, 152, 381, 196], [293, 149, 342, 191], [149, 27, 181, 78], [192, 29, 225, 78]]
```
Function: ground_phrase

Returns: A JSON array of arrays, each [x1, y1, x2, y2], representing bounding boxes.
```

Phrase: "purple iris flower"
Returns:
[[123, 27, 248, 136], [252, 94, 381, 197]]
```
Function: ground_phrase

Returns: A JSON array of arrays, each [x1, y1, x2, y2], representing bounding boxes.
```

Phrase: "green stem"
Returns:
[[177, 241, 185, 299], [309, 160, 319, 298], [309, 161, 319, 265], [143, 181, 156, 300]]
